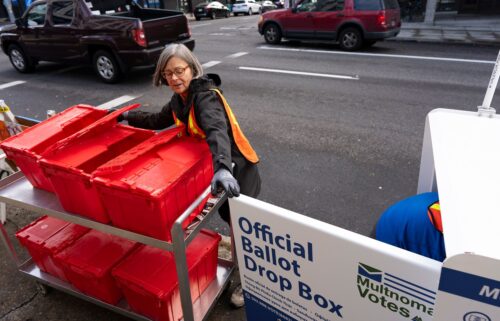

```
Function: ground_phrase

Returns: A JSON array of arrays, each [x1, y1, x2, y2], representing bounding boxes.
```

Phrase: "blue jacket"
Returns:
[[376, 192, 446, 261]]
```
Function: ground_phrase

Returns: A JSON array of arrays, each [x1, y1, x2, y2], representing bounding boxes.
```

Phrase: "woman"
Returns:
[[119, 44, 261, 307], [120, 43, 261, 228]]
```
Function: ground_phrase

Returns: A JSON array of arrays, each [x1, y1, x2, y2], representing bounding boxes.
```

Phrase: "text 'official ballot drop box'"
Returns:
[[229, 108, 500, 321]]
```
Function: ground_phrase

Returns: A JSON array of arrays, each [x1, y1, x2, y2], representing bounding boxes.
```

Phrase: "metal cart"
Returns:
[[0, 171, 235, 321]]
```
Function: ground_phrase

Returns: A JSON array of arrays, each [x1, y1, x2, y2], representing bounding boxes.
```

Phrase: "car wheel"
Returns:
[[210, 11, 216, 19], [339, 27, 363, 51], [263, 23, 282, 44], [93, 50, 121, 84], [195, 16, 201, 20], [8, 44, 35, 73], [225, 10, 229, 17]]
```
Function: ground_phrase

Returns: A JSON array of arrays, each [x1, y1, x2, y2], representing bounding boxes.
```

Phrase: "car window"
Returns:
[[296, 0, 317, 12], [235, 0, 245, 3], [51, 1, 75, 25], [382, 0, 399, 9], [26, 2, 47, 26], [315, 0, 343, 11], [354, 0, 382, 10]]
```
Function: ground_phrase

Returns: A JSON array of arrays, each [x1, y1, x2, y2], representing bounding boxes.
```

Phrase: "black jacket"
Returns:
[[127, 76, 261, 200]]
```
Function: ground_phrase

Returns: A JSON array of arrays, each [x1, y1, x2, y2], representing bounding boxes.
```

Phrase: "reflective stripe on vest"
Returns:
[[427, 202, 443, 233], [171, 89, 259, 164]]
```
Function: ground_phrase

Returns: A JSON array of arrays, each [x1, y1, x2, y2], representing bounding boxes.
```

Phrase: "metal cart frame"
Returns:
[[0, 171, 235, 321]]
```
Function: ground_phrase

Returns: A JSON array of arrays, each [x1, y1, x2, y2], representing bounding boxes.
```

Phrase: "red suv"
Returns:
[[258, 0, 401, 51]]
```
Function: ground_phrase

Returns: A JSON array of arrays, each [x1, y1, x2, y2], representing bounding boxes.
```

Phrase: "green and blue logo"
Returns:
[[357, 263, 436, 320]]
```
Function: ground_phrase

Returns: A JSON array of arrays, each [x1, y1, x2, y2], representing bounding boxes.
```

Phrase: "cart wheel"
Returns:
[[36, 282, 51, 296]]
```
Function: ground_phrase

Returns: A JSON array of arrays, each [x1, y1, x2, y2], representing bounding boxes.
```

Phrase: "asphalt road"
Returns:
[[0, 14, 499, 321]]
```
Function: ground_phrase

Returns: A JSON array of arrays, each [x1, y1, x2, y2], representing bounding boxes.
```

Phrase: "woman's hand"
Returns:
[[211, 168, 240, 197], [107, 108, 128, 122]]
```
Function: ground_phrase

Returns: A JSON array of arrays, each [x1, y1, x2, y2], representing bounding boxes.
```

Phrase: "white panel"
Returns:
[[428, 109, 500, 259]]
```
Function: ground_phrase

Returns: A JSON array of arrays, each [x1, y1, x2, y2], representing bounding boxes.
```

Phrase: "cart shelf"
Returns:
[[0, 171, 235, 321]]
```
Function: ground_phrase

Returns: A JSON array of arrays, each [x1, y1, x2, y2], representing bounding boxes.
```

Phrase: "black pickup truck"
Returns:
[[0, 0, 194, 83]]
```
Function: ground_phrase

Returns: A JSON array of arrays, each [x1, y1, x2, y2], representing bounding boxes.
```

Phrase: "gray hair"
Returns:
[[153, 43, 204, 87]]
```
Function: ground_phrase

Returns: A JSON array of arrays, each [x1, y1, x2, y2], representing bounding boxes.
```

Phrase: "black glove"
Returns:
[[211, 168, 240, 197], [107, 108, 127, 122]]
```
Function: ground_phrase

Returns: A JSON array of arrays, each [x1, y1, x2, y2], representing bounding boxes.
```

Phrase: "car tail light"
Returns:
[[132, 22, 147, 47], [377, 13, 387, 28]]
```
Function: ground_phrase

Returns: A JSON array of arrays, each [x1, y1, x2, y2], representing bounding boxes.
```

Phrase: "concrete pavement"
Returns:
[[397, 12, 500, 46]]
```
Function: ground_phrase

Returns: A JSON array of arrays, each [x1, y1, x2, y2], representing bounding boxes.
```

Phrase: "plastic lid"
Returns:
[[16, 216, 69, 246], [41, 104, 141, 157], [1, 105, 105, 151], [112, 230, 220, 297], [40, 127, 136, 169], [55, 229, 136, 278], [43, 224, 90, 252], [93, 129, 211, 198]]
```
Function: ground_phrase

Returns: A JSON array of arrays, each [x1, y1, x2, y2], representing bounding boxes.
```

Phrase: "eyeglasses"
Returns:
[[161, 66, 190, 79]]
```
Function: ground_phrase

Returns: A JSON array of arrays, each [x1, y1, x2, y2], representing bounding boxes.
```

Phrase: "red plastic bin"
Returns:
[[54, 229, 137, 305], [0, 105, 107, 192], [15, 216, 89, 281], [39, 105, 155, 223], [112, 229, 221, 321], [92, 127, 213, 240]]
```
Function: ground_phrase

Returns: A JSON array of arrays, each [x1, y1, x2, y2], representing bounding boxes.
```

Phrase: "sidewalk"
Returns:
[[185, 11, 500, 46], [397, 12, 500, 45]]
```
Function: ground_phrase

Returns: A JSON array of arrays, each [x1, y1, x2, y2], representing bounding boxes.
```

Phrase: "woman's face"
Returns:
[[163, 56, 193, 96]]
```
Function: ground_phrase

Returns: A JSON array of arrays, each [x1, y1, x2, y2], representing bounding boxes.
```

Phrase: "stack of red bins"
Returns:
[[38, 105, 155, 223], [112, 229, 221, 321], [15, 216, 90, 281], [54, 229, 137, 304], [92, 127, 214, 241], [0, 105, 108, 192]]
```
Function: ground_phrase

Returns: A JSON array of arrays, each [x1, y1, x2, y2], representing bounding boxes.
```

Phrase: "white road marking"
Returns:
[[226, 52, 248, 59], [209, 33, 233, 36], [0, 80, 26, 90], [191, 23, 212, 28], [239, 66, 359, 80], [97, 95, 140, 110], [202, 61, 221, 69], [221, 27, 237, 30], [258, 46, 496, 64]]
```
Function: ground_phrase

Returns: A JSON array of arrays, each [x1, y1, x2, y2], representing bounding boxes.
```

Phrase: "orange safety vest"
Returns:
[[427, 201, 443, 233], [172, 89, 259, 164]]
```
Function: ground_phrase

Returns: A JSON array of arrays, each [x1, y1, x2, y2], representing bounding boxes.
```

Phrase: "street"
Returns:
[[1, 13, 500, 321]]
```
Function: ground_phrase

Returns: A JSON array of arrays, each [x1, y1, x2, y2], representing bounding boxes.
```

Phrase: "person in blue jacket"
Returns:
[[375, 192, 446, 262]]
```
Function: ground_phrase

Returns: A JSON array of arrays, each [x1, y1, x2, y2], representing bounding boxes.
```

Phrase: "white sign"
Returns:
[[418, 109, 500, 259], [230, 196, 442, 321], [433, 254, 500, 321]]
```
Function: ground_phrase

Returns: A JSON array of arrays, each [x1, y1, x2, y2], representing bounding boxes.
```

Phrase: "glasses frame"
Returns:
[[162, 65, 190, 79]]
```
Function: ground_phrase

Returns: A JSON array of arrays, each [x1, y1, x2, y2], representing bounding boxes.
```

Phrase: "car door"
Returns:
[[45, 0, 83, 62], [312, 0, 346, 39], [20, 1, 48, 59], [280, 0, 316, 39], [248, 0, 260, 13]]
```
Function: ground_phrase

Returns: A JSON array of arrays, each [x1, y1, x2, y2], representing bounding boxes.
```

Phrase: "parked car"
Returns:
[[273, 0, 284, 8], [194, 1, 230, 20], [261, 0, 277, 13], [258, 0, 401, 51], [232, 0, 261, 15], [0, 0, 194, 83]]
